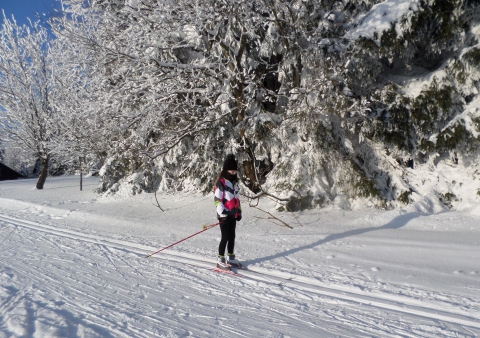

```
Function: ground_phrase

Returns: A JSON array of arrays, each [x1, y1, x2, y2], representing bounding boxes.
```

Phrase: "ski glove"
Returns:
[[236, 215, 242, 222]]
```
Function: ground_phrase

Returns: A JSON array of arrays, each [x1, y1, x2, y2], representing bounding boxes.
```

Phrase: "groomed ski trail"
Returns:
[[0, 213, 479, 338]]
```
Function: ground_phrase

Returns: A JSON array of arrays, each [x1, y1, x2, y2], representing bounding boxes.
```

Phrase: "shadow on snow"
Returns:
[[249, 212, 421, 265]]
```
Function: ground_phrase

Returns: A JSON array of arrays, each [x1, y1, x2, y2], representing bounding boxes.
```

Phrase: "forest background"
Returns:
[[1, 0, 480, 211]]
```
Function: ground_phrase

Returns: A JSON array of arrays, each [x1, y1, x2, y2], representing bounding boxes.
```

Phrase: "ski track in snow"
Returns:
[[0, 212, 479, 337]]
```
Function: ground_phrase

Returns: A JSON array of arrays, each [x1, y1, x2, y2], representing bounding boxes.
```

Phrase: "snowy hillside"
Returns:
[[1, 176, 479, 337]]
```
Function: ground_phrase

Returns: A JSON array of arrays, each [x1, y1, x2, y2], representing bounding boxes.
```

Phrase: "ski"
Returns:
[[213, 264, 285, 284], [213, 267, 242, 277], [213, 261, 243, 277]]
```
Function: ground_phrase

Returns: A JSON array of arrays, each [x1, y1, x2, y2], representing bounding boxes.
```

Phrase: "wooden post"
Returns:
[[79, 157, 83, 191]]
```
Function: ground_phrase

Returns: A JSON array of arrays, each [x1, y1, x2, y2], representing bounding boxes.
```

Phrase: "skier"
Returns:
[[214, 154, 242, 269]]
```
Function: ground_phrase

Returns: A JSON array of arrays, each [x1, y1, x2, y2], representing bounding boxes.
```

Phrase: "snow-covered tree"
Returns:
[[52, 0, 480, 209], [0, 17, 62, 189]]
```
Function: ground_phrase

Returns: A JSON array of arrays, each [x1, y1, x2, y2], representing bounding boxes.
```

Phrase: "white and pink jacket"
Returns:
[[214, 177, 242, 219]]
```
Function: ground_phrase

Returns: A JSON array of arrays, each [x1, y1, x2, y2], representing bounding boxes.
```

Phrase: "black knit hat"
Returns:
[[223, 154, 238, 171]]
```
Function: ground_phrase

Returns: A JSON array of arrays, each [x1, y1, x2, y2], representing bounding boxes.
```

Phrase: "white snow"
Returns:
[[347, 0, 420, 43], [0, 176, 479, 337]]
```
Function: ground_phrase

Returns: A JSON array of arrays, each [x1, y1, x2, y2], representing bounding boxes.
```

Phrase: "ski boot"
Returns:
[[227, 254, 242, 268], [216, 255, 231, 270]]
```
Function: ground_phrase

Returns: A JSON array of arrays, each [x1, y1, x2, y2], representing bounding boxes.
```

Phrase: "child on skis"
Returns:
[[214, 154, 242, 269]]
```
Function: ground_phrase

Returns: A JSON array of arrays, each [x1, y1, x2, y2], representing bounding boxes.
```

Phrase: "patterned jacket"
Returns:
[[214, 177, 242, 219]]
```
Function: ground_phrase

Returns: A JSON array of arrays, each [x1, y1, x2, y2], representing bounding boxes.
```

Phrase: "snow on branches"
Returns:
[[2, 0, 479, 209]]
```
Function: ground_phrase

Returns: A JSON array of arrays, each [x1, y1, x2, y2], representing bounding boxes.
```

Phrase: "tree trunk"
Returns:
[[238, 122, 261, 192], [242, 159, 260, 193], [80, 169, 83, 191], [36, 157, 49, 189], [236, 85, 261, 193]]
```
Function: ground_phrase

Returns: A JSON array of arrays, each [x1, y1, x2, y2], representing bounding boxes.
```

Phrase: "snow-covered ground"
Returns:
[[0, 176, 479, 337]]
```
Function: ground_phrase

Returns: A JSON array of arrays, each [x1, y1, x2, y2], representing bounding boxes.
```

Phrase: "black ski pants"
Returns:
[[218, 217, 236, 256]]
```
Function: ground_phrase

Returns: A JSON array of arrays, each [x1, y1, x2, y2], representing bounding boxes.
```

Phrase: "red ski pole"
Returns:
[[146, 222, 220, 258]]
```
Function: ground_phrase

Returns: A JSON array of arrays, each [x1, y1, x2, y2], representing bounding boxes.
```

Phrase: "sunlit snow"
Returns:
[[0, 176, 479, 337], [347, 0, 420, 42]]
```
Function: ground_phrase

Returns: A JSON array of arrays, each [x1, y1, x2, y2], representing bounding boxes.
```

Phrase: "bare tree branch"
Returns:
[[251, 205, 293, 229], [154, 190, 165, 212]]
